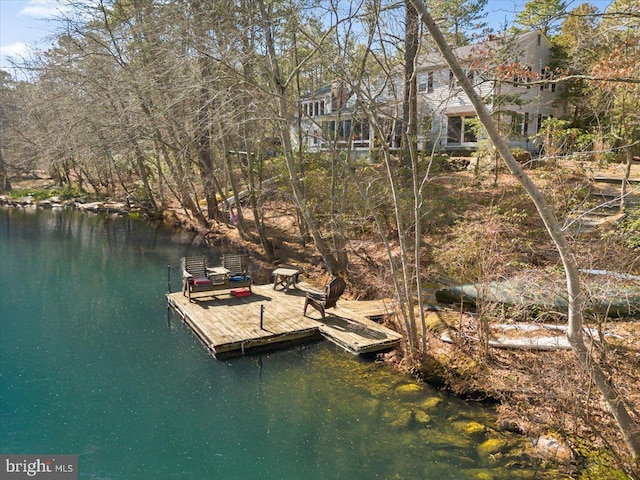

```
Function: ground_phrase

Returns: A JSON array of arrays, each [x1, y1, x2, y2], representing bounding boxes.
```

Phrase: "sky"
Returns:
[[0, 0, 62, 71], [0, 0, 616, 74]]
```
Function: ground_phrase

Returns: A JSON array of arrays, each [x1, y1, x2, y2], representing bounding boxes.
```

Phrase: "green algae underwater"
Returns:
[[0, 208, 559, 478]]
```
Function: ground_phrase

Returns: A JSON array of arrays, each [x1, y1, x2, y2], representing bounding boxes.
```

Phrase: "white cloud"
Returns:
[[0, 42, 31, 58], [19, 0, 61, 18], [0, 42, 33, 73]]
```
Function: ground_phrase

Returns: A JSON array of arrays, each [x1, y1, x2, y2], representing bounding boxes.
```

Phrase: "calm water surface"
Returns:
[[0, 208, 551, 479]]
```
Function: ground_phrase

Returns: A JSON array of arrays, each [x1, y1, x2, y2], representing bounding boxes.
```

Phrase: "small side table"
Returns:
[[207, 266, 230, 285], [272, 267, 301, 292]]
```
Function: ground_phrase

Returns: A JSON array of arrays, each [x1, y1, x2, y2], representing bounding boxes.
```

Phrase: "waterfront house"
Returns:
[[297, 30, 559, 156]]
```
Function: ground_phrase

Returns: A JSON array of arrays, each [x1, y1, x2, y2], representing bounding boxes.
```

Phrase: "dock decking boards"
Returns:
[[166, 284, 402, 358]]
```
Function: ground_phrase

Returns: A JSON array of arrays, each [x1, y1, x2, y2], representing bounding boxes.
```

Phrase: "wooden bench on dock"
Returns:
[[182, 255, 251, 301], [222, 254, 252, 293]]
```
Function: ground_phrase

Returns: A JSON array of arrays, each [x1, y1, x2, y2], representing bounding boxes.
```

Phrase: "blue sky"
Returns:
[[0, 0, 64, 72], [0, 0, 615, 73]]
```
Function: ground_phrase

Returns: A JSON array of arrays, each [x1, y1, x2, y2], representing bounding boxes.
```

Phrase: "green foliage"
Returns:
[[493, 204, 529, 225], [132, 181, 147, 201], [9, 188, 52, 201], [422, 183, 463, 230], [466, 117, 485, 142], [555, 3, 599, 62], [55, 185, 87, 200], [513, 0, 568, 35], [574, 442, 629, 480], [8, 186, 88, 201], [535, 118, 591, 157], [510, 148, 531, 164], [621, 215, 640, 249], [473, 139, 495, 165], [603, 210, 640, 249]]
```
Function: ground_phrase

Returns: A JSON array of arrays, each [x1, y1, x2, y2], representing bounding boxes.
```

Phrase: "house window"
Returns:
[[353, 119, 369, 147], [511, 115, 519, 135], [536, 114, 549, 133], [320, 100, 325, 115], [322, 121, 336, 139], [464, 119, 477, 142], [418, 72, 435, 93], [510, 113, 530, 137], [540, 68, 554, 91], [447, 115, 477, 144], [418, 74, 427, 93], [513, 65, 532, 87], [449, 69, 472, 88], [353, 119, 370, 142], [337, 119, 352, 141], [540, 68, 556, 92], [447, 116, 462, 144]]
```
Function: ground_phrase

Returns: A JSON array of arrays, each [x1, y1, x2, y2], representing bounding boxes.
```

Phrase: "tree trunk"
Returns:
[[408, 0, 640, 459], [258, 0, 344, 276], [239, 17, 275, 258], [223, 148, 250, 238], [195, 68, 219, 223], [402, 2, 419, 168], [0, 148, 11, 192], [620, 146, 632, 213]]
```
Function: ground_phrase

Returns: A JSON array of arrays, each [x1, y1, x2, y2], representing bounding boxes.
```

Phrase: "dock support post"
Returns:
[[260, 305, 265, 330], [167, 264, 171, 293]]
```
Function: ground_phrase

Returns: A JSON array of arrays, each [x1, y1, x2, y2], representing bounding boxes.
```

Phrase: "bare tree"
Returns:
[[401, 2, 419, 168], [256, 0, 346, 275], [408, 0, 640, 460]]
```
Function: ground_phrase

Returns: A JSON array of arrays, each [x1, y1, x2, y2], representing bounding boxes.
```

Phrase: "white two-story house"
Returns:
[[297, 30, 559, 155], [417, 30, 559, 153], [298, 81, 379, 155]]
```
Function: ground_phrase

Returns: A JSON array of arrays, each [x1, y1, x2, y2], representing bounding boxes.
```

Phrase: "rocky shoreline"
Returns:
[[0, 194, 138, 215]]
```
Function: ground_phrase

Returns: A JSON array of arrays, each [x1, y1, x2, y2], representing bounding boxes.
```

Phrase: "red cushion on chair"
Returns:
[[192, 277, 213, 286]]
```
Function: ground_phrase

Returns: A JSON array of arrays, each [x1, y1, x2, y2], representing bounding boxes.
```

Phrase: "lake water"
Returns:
[[0, 208, 553, 479]]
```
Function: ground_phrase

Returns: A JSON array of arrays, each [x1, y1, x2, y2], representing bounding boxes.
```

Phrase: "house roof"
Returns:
[[416, 30, 550, 70], [300, 84, 332, 100]]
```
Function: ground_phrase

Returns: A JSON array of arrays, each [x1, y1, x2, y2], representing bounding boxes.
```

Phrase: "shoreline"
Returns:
[[2, 185, 637, 477]]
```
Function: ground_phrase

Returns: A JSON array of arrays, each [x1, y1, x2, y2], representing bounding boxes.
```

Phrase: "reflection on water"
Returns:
[[0, 208, 555, 478]]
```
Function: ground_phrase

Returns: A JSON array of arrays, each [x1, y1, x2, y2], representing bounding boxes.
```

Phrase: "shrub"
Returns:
[[511, 148, 531, 164]]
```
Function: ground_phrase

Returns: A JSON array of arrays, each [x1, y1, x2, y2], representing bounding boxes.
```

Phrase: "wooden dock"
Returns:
[[166, 284, 402, 358]]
